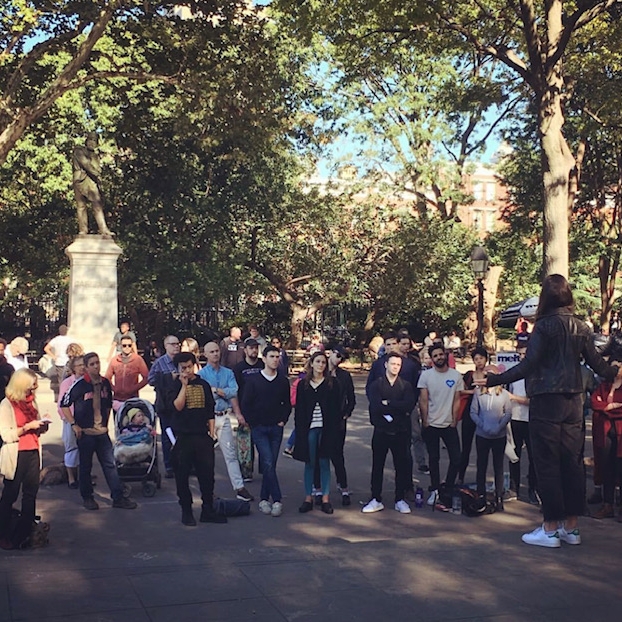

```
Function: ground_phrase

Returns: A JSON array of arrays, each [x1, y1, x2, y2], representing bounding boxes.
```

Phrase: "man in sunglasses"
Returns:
[[105, 335, 149, 409]]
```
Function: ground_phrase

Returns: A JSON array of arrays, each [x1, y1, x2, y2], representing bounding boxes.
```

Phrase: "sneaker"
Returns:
[[418, 464, 430, 474], [361, 498, 384, 513], [200, 508, 228, 523], [236, 487, 254, 502], [395, 500, 412, 514], [427, 490, 438, 506], [528, 489, 540, 505], [181, 509, 196, 526], [341, 493, 351, 507], [503, 489, 517, 502], [112, 497, 137, 510], [521, 525, 561, 548], [83, 497, 99, 510], [282, 447, 294, 458], [271, 501, 283, 517], [299, 500, 314, 513], [321, 502, 334, 514], [259, 500, 273, 515], [243, 477, 253, 483], [559, 526, 581, 545]]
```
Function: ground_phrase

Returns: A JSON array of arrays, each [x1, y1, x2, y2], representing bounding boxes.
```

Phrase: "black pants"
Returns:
[[476, 436, 506, 497], [600, 426, 622, 505], [0, 450, 39, 547], [458, 413, 476, 482], [423, 425, 461, 491], [171, 434, 215, 510], [370, 428, 410, 503], [314, 418, 348, 490], [509, 420, 537, 495], [529, 393, 584, 522]]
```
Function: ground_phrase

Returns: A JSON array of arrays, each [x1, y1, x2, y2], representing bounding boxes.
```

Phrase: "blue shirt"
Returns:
[[198, 364, 239, 412]]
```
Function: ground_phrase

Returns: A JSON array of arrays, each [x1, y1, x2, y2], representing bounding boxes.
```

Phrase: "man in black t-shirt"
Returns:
[[170, 352, 227, 526]]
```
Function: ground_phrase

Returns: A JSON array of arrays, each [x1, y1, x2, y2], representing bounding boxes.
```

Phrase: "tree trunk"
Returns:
[[483, 266, 503, 351], [539, 98, 574, 278], [288, 302, 316, 349]]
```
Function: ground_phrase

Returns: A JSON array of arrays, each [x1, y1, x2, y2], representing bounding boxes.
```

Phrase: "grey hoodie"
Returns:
[[470, 388, 512, 439]]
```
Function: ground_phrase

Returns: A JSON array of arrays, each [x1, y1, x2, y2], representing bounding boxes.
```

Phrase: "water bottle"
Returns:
[[414, 487, 424, 508], [452, 491, 462, 515]]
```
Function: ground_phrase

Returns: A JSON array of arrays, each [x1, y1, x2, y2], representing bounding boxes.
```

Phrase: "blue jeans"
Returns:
[[251, 425, 283, 503], [77, 433, 123, 501], [304, 427, 330, 496]]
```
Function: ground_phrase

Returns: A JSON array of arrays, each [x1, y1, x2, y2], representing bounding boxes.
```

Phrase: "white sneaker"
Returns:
[[395, 500, 411, 514], [559, 526, 581, 545], [271, 501, 283, 517], [427, 490, 438, 506], [521, 525, 561, 548], [258, 500, 272, 515], [361, 498, 384, 513]]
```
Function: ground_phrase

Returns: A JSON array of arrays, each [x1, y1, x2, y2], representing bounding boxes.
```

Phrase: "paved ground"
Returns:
[[1, 373, 621, 622]]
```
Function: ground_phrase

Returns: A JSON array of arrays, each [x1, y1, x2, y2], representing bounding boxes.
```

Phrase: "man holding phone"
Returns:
[[170, 351, 227, 526]]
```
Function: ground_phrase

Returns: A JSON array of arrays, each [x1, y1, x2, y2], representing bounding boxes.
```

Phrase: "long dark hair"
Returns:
[[536, 274, 574, 319], [303, 351, 332, 388]]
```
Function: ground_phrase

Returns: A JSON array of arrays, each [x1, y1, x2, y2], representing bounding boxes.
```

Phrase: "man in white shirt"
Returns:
[[417, 344, 464, 505]]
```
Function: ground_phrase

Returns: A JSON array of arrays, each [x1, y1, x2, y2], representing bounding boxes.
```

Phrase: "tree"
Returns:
[[276, 0, 622, 278], [0, 1, 251, 165]]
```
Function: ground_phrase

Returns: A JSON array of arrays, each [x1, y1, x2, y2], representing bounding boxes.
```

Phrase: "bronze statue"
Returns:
[[72, 132, 114, 237]]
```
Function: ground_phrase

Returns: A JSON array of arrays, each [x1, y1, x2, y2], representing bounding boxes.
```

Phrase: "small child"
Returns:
[[114, 408, 155, 464]]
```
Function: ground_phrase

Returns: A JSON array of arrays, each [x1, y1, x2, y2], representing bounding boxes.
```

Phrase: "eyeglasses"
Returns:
[[166, 341, 180, 347], [121, 344, 133, 349]]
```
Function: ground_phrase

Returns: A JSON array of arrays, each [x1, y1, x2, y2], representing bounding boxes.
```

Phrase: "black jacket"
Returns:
[[487, 308, 617, 396], [293, 378, 341, 462], [368, 375, 415, 433], [334, 367, 356, 418]]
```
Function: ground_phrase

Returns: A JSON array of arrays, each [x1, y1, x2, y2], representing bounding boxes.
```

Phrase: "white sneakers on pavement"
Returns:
[[259, 500, 272, 515], [521, 525, 561, 548], [271, 502, 283, 517], [361, 498, 384, 513], [394, 500, 411, 514], [558, 526, 581, 545]]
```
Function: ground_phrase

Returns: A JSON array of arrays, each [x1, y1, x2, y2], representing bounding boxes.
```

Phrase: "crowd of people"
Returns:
[[0, 274, 621, 550]]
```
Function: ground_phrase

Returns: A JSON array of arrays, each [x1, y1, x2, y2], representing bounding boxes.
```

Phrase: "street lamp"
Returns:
[[470, 246, 490, 347]]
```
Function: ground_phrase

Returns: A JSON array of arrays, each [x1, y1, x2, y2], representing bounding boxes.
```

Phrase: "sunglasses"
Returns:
[[121, 344, 133, 348], [334, 352, 343, 359]]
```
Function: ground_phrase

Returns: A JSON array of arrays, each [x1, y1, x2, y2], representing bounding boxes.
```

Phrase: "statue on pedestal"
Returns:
[[72, 132, 114, 238]]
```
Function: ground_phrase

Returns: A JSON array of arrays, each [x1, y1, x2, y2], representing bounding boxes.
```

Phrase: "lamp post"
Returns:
[[470, 246, 490, 348]]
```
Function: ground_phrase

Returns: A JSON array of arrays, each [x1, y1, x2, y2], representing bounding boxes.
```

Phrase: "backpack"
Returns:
[[212, 497, 251, 517], [459, 487, 496, 517]]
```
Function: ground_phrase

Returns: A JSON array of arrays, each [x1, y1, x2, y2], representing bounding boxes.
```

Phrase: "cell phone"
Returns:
[[40, 417, 53, 424]]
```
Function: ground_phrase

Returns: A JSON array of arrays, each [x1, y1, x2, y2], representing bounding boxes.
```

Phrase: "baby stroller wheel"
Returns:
[[122, 483, 132, 498], [142, 481, 157, 498]]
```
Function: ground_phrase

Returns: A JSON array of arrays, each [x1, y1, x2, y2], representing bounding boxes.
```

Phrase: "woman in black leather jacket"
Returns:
[[477, 274, 620, 548]]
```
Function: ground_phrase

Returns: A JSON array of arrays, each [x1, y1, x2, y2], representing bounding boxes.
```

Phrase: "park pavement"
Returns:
[[0, 372, 621, 622]]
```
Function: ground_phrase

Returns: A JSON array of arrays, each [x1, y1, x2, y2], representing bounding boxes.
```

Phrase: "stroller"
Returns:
[[114, 398, 161, 497]]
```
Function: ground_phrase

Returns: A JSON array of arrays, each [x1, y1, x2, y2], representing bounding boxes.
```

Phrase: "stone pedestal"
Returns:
[[65, 235, 123, 361]]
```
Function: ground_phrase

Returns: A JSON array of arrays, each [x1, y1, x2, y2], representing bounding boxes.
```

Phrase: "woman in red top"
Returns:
[[0, 368, 49, 549], [590, 371, 622, 521]]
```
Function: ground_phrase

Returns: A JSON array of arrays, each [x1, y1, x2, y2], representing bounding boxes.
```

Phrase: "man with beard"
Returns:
[[417, 344, 464, 506]]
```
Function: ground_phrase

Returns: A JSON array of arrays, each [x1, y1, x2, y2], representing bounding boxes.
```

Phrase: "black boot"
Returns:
[[181, 508, 196, 526], [496, 496, 504, 512]]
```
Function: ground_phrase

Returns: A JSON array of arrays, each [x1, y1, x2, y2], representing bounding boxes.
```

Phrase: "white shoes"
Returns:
[[258, 500, 272, 515], [559, 526, 581, 545], [394, 500, 411, 514], [427, 490, 438, 506], [361, 498, 385, 513], [271, 501, 283, 517], [521, 525, 561, 548]]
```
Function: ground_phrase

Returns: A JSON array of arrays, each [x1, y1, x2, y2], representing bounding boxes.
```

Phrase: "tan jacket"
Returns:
[[0, 398, 42, 480]]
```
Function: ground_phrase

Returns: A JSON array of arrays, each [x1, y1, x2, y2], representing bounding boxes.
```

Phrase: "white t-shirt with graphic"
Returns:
[[417, 367, 464, 428]]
